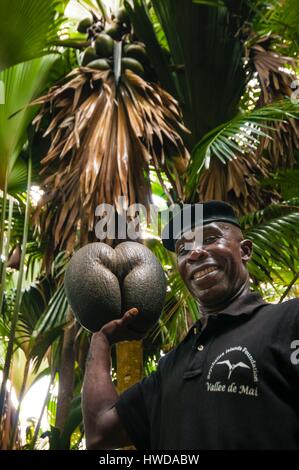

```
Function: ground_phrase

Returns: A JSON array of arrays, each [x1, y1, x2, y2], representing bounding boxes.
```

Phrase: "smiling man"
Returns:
[[82, 201, 299, 450]]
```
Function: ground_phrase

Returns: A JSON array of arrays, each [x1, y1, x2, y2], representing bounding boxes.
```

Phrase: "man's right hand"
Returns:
[[99, 308, 146, 345], [83, 308, 139, 449]]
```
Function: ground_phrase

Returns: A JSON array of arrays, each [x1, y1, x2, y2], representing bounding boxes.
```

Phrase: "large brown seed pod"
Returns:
[[64, 242, 166, 333]]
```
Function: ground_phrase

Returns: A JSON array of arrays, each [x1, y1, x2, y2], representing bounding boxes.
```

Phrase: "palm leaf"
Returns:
[[0, 55, 61, 191], [0, 0, 67, 70], [241, 201, 299, 286], [149, 0, 251, 144], [261, 168, 299, 200], [252, 0, 299, 52], [247, 34, 299, 168], [124, 0, 176, 97], [193, 0, 225, 6], [32, 284, 69, 339], [31, 66, 189, 267], [187, 99, 299, 199], [59, 395, 82, 449], [197, 152, 276, 214]]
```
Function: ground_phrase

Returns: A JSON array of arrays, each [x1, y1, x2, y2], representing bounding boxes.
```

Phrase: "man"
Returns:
[[82, 201, 299, 450]]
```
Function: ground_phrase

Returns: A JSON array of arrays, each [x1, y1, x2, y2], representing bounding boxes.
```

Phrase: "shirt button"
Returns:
[[197, 344, 204, 351]]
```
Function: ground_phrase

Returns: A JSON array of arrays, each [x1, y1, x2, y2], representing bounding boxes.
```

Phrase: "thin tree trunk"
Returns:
[[0, 195, 13, 314], [116, 340, 143, 450], [0, 157, 31, 429], [55, 310, 76, 437], [0, 166, 9, 270], [116, 340, 143, 393], [31, 370, 55, 449], [279, 273, 299, 302], [9, 358, 31, 449]]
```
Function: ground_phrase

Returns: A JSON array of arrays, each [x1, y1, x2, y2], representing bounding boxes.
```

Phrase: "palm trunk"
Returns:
[[0, 166, 8, 266], [0, 196, 14, 315], [116, 340, 143, 450], [31, 370, 55, 449], [116, 340, 143, 393], [55, 310, 76, 439], [9, 358, 31, 449], [0, 167, 10, 314], [0, 156, 31, 431], [0, 386, 13, 450]]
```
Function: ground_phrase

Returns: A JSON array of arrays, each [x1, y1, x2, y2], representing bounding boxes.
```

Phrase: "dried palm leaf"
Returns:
[[31, 67, 189, 268], [247, 35, 299, 168], [198, 153, 279, 215], [196, 34, 299, 211]]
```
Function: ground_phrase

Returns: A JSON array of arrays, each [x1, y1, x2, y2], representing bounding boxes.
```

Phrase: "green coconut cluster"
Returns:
[[77, 8, 148, 78]]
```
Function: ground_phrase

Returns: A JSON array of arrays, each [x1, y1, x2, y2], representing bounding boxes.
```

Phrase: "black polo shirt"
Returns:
[[115, 292, 299, 449]]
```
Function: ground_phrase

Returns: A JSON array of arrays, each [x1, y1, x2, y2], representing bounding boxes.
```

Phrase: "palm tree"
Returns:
[[126, 0, 299, 211], [0, 0, 299, 449], [30, 66, 189, 267], [0, 56, 64, 444], [0, 0, 73, 447]]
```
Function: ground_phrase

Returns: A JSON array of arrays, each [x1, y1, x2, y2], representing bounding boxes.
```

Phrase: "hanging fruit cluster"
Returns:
[[77, 7, 148, 78]]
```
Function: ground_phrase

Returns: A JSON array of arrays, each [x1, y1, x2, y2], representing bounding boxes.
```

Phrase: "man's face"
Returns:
[[175, 222, 252, 309]]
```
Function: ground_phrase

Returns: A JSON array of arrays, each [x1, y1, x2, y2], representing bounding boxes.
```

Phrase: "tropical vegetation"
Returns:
[[0, 0, 298, 449]]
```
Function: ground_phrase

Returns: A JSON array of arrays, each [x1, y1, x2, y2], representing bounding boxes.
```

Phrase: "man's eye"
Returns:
[[203, 236, 217, 245]]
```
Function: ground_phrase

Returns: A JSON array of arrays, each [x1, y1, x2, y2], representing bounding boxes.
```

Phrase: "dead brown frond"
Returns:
[[31, 67, 189, 268], [248, 35, 299, 168], [198, 153, 279, 215]]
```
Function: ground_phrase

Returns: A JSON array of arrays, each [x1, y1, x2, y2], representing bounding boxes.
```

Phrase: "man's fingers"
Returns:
[[125, 307, 139, 317], [99, 308, 140, 344], [121, 308, 139, 324]]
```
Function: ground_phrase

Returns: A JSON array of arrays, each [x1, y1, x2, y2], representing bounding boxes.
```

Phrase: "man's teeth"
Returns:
[[193, 266, 218, 279]]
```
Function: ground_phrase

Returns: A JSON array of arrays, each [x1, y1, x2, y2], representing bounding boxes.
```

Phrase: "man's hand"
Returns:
[[98, 308, 146, 345], [83, 308, 138, 449]]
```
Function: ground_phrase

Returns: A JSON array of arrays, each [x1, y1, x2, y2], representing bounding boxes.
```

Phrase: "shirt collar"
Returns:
[[186, 291, 268, 338], [212, 290, 267, 317]]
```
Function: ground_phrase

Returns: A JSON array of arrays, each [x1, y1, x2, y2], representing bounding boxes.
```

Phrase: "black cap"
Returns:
[[161, 200, 240, 252]]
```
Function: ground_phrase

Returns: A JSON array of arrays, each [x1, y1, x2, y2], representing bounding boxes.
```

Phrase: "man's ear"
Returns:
[[240, 239, 253, 262]]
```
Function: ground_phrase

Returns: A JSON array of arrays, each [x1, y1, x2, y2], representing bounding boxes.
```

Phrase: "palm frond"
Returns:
[[32, 284, 68, 338], [261, 168, 299, 200], [0, 55, 61, 191], [247, 34, 299, 168], [77, 0, 107, 20], [31, 67, 189, 267], [252, 0, 299, 53], [0, 0, 67, 70], [193, 0, 225, 6], [187, 99, 299, 200], [241, 201, 299, 286], [124, 0, 253, 146], [124, 0, 176, 97], [149, 0, 250, 143], [197, 152, 276, 215]]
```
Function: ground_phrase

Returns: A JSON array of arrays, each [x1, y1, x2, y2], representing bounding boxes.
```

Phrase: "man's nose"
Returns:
[[186, 245, 207, 262]]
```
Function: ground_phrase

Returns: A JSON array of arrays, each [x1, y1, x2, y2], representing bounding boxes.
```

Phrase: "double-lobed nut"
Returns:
[[64, 242, 166, 333]]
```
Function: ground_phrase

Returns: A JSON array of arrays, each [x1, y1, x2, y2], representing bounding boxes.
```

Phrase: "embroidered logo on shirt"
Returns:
[[215, 360, 251, 379], [206, 346, 259, 397]]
